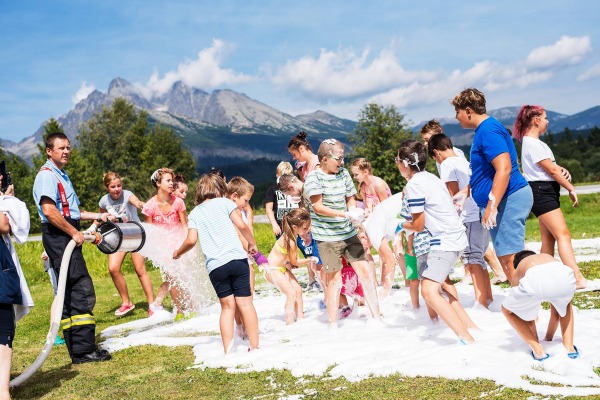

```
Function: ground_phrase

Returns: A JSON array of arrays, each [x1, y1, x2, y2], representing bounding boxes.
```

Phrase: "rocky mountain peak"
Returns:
[[107, 77, 133, 95]]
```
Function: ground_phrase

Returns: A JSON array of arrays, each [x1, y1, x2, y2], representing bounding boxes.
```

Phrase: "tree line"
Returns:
[[4, 98, 195, 233]]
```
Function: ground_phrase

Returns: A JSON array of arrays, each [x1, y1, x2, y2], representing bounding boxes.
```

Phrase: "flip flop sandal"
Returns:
[[531, 351, 550, 361], [568, 345, 580, 359], [114, 303, 135, 316]]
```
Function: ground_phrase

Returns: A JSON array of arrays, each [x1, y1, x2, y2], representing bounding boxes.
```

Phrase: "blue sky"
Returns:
[[1, 1, 599, 142]]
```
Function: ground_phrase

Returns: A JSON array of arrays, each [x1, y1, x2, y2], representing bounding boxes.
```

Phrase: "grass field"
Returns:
[[8, 193, 600, 399]]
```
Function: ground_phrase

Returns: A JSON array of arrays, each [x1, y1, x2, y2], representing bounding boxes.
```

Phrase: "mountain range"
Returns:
[[2, 78, 600, 169], [1, 78, 356, 168]]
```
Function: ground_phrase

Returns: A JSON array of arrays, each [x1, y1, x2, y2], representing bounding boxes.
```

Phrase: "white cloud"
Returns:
[[270, 38, 577, 108], [578, 63, 600, 81], [526, 36, 591, 68], [122, 36, 591, 120], [271, 46, 439, 99], [72, 81, 95, 104], [140, 39, 255, 98], [371, 60, 554, 109]]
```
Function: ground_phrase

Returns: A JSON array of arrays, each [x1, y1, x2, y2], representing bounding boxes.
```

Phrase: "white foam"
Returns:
[[137, 223, 217, 311], [101, 238, 600, 396]]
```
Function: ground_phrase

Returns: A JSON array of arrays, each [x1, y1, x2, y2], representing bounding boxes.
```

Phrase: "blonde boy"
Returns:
[[303, 139, 381, 327]]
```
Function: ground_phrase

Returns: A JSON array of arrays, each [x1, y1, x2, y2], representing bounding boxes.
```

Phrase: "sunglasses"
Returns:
[[328, 154, 344, 161], [394, 156, 401, 164]]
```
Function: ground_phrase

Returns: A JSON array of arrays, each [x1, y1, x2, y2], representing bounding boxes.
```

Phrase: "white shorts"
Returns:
[[503, 262, 575, 321]]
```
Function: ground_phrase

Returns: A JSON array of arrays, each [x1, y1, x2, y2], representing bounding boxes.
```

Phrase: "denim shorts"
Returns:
[[416, 254, 428, 280], [462, 220, 489, 267], [483, 185, 533, 257]]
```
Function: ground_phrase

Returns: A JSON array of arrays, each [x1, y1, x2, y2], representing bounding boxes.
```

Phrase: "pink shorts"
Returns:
[[341, 264, 364, 299]]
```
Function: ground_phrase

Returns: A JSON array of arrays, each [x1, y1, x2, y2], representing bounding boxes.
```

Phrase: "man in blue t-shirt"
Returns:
[[33, 132, 112, 364]]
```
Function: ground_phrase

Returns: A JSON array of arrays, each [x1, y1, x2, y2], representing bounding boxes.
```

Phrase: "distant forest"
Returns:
[[226, 126, 600, 209], [539, 126, 600, 183]]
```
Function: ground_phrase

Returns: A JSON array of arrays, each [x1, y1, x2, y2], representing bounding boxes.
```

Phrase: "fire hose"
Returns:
[[10, 221, 145, 387]]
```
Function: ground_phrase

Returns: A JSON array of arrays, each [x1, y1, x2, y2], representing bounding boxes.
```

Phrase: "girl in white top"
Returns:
[[396, 139, 476, 344], [96, 172, 155, 316], [513, 105, 586, 289]]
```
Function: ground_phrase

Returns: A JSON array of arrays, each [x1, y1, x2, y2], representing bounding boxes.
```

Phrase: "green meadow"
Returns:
[[8, 193, 600, 399]]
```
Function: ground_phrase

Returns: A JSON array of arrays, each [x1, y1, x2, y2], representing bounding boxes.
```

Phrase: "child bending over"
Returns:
[[502, 250, 578, 361], [265, 208, 316, 324], [174, 174, 259, 353]]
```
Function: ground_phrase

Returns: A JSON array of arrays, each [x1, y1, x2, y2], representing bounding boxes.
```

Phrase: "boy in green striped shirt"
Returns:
[[304, 139, 381, 328]]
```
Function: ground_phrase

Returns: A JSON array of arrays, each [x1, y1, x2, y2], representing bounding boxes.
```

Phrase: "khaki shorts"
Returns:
[[317, 235, 366, 273]]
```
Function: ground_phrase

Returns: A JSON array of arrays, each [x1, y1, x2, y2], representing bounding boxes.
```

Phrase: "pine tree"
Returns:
[[347, 103, 414, 192]]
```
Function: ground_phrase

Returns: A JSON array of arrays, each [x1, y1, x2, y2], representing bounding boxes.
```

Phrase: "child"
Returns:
[[513, 105, 586, 289], [143, 168, 187, 320], [339, 257, 365, 318], [398, 195, 434, 316], [304, 138, 381, 327], [227, 177, 257, 286], [401, 235, 420, 309], [227, 177, 259, 337], [278, 173, 325, 291], [264, 208, 316, 324], [421, 119, 507, 285], [502, 250, 578, 360], [361, 193, 405, 299], [173, 174, 188, 200], [96, 172, 155, 316], [396, 140, 477, 343], [174, 173, 259, 353], [172, 174, 213, 318], [265, 161, 297, 238], [428, 134, 493, 308], [350, 157, 392, 216], [419, 119, 465, 168]]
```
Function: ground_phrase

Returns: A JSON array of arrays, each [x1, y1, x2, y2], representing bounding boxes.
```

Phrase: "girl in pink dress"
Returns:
[[143, 168, 188, 319]]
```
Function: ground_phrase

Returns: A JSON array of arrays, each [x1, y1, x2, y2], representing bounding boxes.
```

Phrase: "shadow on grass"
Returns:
[[11, 362, 78, 399]]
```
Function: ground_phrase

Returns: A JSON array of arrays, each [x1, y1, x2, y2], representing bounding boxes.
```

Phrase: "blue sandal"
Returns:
[[568, 345, 580, 359], [531, 351, 550, 361]]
